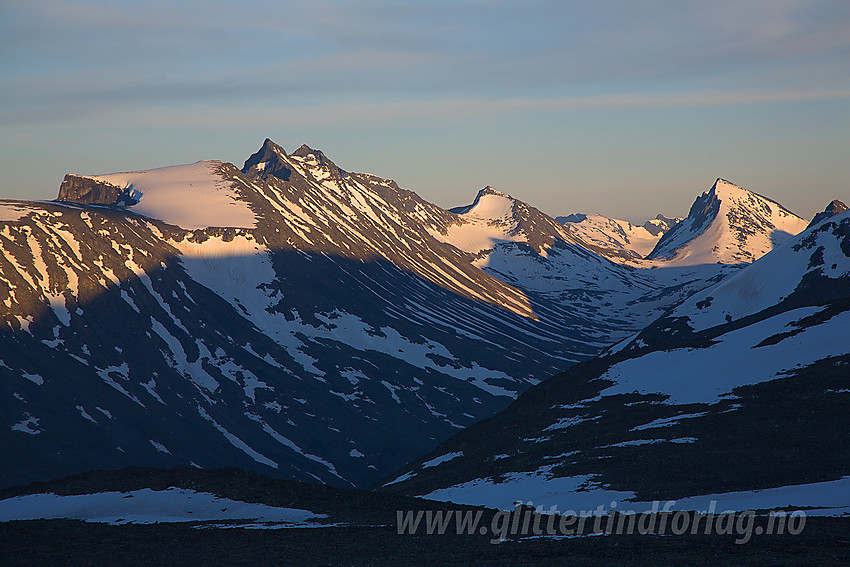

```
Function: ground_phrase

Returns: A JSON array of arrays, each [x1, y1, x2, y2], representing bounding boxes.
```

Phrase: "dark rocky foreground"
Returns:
[[1, 467, 847, 566], [4, 518, 849, 567]]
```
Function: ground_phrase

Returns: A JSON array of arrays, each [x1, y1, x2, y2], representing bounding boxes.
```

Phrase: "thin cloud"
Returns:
[[21, 87, 846, 131]]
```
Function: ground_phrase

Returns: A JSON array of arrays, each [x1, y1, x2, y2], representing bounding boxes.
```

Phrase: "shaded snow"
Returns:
[[601, 306, 845, 405], [0, 488, 326, 525], [421, 451, 463, 469], [422, 469, 850, 516]]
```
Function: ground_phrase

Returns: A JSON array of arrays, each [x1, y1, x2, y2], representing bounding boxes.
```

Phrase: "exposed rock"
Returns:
[[57, 175, 135, 206], [809, 199, 848, 228], [241, 138, 293, 181], [642, 214, 679, 236]]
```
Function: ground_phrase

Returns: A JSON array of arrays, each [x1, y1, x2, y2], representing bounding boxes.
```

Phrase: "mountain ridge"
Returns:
[[1, 139, 824, 495], [1, 140, 733, 490], [556, 212, 681, 261]]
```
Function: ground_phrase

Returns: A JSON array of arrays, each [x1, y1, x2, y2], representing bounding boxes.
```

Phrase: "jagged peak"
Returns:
[[242, 138, 293, 181], [707, 178, 798, 216], [701, 178, 780, 208], [824, 199, 848, 215], [243, 138, 287, 167], [647, 178, 807, 264], [289, 144, 346, 179], [809, 199, 849, 228], [262, 137, 286, 153]]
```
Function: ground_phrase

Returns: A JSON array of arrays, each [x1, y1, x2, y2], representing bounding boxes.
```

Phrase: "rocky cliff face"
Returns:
[[57, 175, 135, 206], [642, 214, 680, 236]]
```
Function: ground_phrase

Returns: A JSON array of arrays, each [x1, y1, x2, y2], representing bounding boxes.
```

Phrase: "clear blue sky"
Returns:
[[1, 0, 848, 222]]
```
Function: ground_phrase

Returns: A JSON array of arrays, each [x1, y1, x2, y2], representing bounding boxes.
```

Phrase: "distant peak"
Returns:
[[808, 199, 849, 228], [261, 138, 287, 156], [449, 187, 514, 216], [476, 186, 512, 199], [288, 144, 346, 182], [558, 213, 588, 224], [826, 199, 848, 214], [292, 144, 321, 158], [642, 214, 680, 236]]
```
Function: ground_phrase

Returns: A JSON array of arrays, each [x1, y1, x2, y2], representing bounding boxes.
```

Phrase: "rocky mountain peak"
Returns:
[[809, 199, 849, 228], [647, 178, 807, 265], [291, 144, 320, 158], [711, 177, 740, 195], [241, 138, 292, 181], [477, 185, 510, 198], [288, 144, 346, 182]]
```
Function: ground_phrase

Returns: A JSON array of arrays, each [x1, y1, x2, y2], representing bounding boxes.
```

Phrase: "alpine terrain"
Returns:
[[556, 213, 681, 261], [0, 140, 765, 490], [0, 140, 816, 496], [379, 203, 850, 515]]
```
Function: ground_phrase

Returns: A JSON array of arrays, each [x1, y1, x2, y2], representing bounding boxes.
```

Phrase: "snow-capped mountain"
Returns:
[[646, 178, 808, 265], [437, 186, 731, 330], [556, 213, 681, 261], [0, 140, 727, 490], [379, 207, 850, 512]]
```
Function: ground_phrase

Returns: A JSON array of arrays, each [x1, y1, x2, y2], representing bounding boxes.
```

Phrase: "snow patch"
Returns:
[[421, 451, 463, 469], [0, 488, 326, 526]]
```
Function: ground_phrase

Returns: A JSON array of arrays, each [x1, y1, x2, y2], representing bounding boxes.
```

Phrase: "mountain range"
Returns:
[[1, 139, 843, 503], [379, 203, 850, 514], [556, 212, 681, 261]]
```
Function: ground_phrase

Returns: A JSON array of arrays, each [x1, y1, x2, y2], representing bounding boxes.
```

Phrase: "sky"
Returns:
[[1, 0, 848, 222]]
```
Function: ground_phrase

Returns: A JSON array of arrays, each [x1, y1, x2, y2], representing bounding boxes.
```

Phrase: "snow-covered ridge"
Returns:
[[6, 140, 818, 494], [84, 161, 257, 230], [557, 213, 680, 260]]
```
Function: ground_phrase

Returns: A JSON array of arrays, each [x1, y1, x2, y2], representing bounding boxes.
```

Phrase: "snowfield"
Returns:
[[88, 161, 257, 229]]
